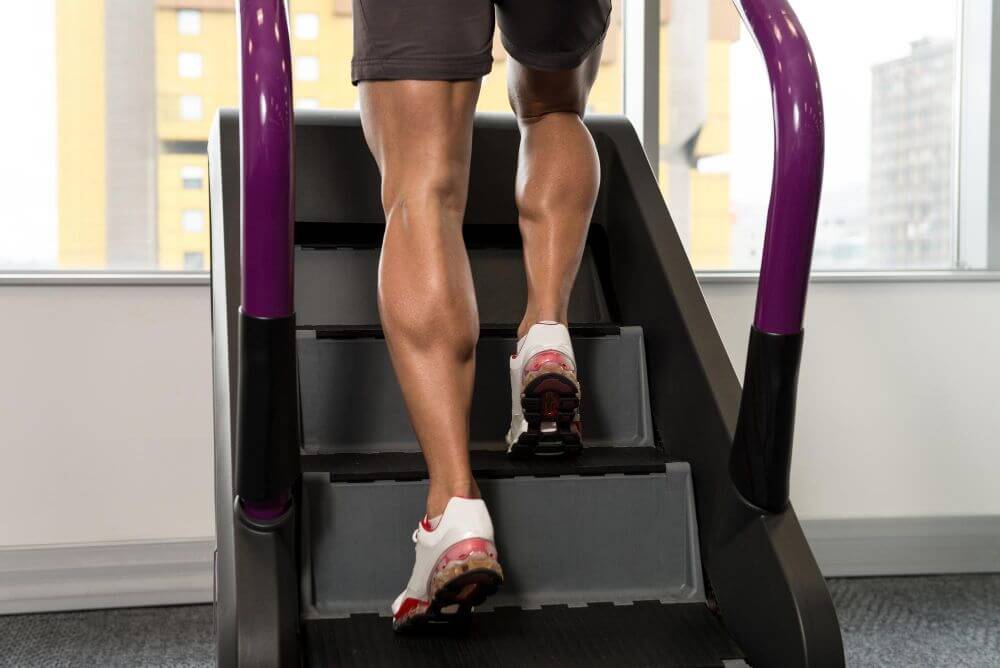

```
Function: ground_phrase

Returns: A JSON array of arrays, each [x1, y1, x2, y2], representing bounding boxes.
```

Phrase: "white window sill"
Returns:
[[2, 270, 1000, 287]]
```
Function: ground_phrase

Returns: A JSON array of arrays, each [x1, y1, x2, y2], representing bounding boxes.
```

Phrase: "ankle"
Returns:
[[518, 314, 568, 340], [426, 479, 480, 519]]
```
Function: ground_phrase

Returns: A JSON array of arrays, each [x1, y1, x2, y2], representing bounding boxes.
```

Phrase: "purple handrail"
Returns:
[[239, 0, 295, 319], [736, 0, 825, 335]]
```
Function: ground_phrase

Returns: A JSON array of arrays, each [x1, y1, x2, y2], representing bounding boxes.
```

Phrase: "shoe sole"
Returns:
[[508, 372, 582, 458], [393, 554, 504, 633]]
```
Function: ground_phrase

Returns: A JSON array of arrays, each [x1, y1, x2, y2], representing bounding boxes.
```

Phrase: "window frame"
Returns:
[[956, 0, 1000, 269]]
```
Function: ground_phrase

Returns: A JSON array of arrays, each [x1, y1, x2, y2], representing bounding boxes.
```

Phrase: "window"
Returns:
[[178, 52, 203, 79], [296, 56, 319, 82], [177, 10, 201, 36], [181, 209, 205, 233], [655, 0, 964, 271], [179, 95, 203, 121], [2, 4, 359, 272], [181, 166, 204, 190], [295, 13, 319, 40], [183, 251, 205, 270], [6, 1, 990, 273]]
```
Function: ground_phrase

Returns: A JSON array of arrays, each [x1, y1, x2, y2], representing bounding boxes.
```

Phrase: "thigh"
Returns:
[[359, 80, 482, 198], [352, 0, 495, 84], [496, 0, 611, 72]]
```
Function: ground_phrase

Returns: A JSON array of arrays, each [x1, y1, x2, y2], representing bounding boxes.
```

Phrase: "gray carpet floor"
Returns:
[[1, 575, 997, 666]]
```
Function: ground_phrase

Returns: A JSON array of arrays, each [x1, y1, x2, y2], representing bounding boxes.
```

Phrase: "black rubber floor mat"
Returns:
[[303, 602, 744, 667]]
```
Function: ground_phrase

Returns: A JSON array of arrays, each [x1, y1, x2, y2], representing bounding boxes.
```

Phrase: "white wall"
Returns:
[[0, 285, 214, 547], [703, 278, 1000, 520], [0, 279, 998, 588]]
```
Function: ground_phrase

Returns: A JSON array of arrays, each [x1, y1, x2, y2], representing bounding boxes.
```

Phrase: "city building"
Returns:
[[870, 38, 955, 269]]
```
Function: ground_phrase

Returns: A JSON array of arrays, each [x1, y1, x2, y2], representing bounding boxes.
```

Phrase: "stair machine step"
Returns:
[[303, 602, 745, 667], [301, 464, 703, 617], [293, 240, 613, 332], [298, 326, 654, 454]]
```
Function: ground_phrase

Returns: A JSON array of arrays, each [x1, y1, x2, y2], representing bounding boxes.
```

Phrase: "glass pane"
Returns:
[[1, 2, 619, 272], [659, 0, 962, 270], [0, 0, 359, 272]]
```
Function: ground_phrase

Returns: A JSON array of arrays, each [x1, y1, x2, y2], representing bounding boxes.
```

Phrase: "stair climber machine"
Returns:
[[209, 0, 843, 665]]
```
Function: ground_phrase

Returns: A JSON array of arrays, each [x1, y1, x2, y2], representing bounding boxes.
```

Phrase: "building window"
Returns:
[[184, 251, 205, 270], [296, 56, 320, 81], [181, 209, 205, 233], [295, 13, 320, 40], [179, 95, 203, 121], [181, 166, 204, 190], [177, 9, 201, 36], [296, 97, 320, 110], [178, 52, 203, 79]]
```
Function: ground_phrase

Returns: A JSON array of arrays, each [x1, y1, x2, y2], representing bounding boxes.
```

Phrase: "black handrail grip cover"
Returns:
[[236, 311, 301, 503], [729, 327, 804, 513]]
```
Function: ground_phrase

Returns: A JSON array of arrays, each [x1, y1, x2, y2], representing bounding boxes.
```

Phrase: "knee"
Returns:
[[380, 166, 469, 227]]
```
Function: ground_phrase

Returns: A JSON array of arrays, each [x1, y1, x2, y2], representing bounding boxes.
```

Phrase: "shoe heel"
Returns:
[[510, 370, 582, 458], [428, 538, 503, 610]]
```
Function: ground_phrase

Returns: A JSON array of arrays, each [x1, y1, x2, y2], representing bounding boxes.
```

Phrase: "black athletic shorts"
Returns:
[[351, 0, 612, 84]]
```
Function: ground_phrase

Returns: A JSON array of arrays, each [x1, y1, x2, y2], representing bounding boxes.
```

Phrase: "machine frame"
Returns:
[[209, 1, 840, 665]]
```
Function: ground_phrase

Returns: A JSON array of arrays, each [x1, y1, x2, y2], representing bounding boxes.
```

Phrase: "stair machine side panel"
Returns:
[[208, 110, 241, 668], [591, 119, 843, 666], [300, 466, 703, 619]]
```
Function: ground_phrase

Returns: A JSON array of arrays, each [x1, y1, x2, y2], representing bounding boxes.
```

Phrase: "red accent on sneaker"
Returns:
[[393, 597, 429, 622], [525, 350, 573, 374], [434, 538, 497, 573], [420, 516, 435, 532]]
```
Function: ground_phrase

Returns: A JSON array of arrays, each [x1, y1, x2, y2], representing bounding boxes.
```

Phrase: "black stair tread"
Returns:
[[301, 323, 622, 338], [303, 602, 744, 668], [301, 446, 671, 482]]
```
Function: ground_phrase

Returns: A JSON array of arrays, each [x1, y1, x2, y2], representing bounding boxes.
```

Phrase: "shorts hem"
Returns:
[[352, 57, 493, 85], [500, 7, 612, 72]]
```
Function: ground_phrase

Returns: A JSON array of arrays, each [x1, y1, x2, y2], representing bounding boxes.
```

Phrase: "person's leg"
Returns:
[[507, 50, 603, 339], [359, 80, 482, 519]]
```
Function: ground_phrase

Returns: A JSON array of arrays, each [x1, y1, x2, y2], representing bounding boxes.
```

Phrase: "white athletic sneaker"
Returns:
[[391, 497, 503, 632], [506, 322, 583, 457]]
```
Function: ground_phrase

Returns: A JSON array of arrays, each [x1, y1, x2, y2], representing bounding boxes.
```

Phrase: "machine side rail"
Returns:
[[730, 0, 825, 513], [235, 0, 299, 516], [232, 2, 301, 666]]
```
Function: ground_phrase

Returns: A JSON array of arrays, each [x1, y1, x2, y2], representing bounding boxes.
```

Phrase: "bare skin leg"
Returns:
[[358, 53, 600, 517], [508, 51, 603, 339], [360, 80, 482, 519]]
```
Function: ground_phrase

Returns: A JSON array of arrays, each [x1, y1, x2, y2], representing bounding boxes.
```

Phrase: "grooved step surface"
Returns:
[[301, 446, 671, 481], [298, 327, 653, 453], [303, 602, 744, 668], [305, 466, 703, 616]]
